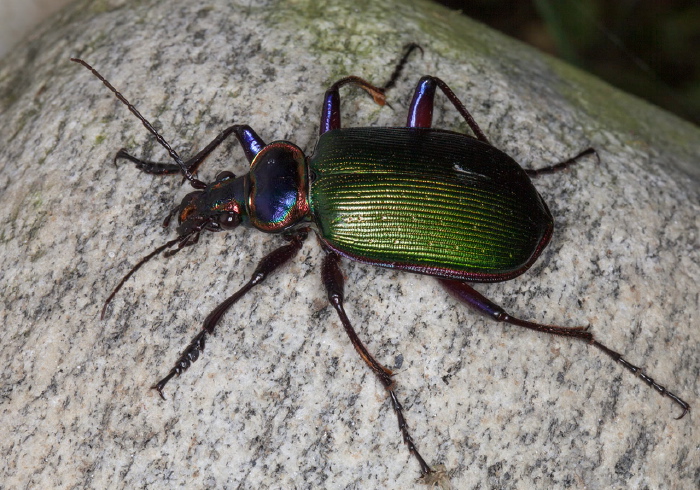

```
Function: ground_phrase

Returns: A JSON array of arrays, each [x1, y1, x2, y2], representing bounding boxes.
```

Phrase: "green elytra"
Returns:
[[310, 127, 551, 279]]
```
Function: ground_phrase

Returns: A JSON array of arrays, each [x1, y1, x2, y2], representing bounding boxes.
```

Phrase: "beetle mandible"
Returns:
[[72, 45, 689, 482]]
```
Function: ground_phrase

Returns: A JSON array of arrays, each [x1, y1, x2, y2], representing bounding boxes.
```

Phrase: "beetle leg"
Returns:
[[320, 45, 424, 135], [114, 124, 266, 175], [439, 278, 690, 419], [321, 251, 434, 479], [152, 230, 307, 398], [406, 77, 437, 129], [525, 147, 599, 177], [406, 76, 491, 144], [319, 76, 387, 134]]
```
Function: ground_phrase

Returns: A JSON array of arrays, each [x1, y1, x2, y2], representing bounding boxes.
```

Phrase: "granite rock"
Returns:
[[0, 0, 698, 488]]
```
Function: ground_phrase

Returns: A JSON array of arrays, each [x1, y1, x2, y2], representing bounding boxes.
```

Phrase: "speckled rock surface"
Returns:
[[1, 0, 698, 488]]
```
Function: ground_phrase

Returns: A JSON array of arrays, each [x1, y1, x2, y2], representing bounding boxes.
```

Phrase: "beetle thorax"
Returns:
[[246, 141, 310, 232]]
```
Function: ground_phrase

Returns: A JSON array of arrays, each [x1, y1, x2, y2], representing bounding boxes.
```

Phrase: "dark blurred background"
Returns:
[[434, 0, 700, 127]]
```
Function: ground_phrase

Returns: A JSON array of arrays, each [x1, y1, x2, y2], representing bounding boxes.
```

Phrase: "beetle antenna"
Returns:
[[71, 58, 206, 190], [101, 234, 189, 319]]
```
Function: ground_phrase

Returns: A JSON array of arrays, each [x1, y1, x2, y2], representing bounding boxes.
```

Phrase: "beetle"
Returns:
[[72, 45, 689, 482]]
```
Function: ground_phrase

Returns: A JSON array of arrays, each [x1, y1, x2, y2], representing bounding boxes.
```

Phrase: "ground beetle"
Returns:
[[72, 45, 689, 482]]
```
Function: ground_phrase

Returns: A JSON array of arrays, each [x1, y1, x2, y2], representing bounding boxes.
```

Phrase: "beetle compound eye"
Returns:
[[219, 212, 241, 229], [216, 171, 236, 181]]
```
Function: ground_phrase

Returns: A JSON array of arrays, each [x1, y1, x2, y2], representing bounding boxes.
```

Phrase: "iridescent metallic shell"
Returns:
[[309, 127, 552, 282], [248, 142, 309, 232]]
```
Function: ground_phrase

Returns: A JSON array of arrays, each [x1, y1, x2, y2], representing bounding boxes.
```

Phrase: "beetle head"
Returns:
[[171, 170, 247, 242]]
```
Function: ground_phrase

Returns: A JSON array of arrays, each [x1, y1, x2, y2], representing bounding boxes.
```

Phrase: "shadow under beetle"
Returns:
[[72, 45, 689, 482]]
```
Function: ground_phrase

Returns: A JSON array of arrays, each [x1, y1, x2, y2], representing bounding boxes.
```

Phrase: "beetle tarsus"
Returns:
[[382, 42, 423, 91], [389, 390, 434, 478], [525, 147, 599, 177], [114, 148, 181, 175], [152, 370, 177, 400], [591, 340, 690, 418], [153, 330, 207, 396]]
